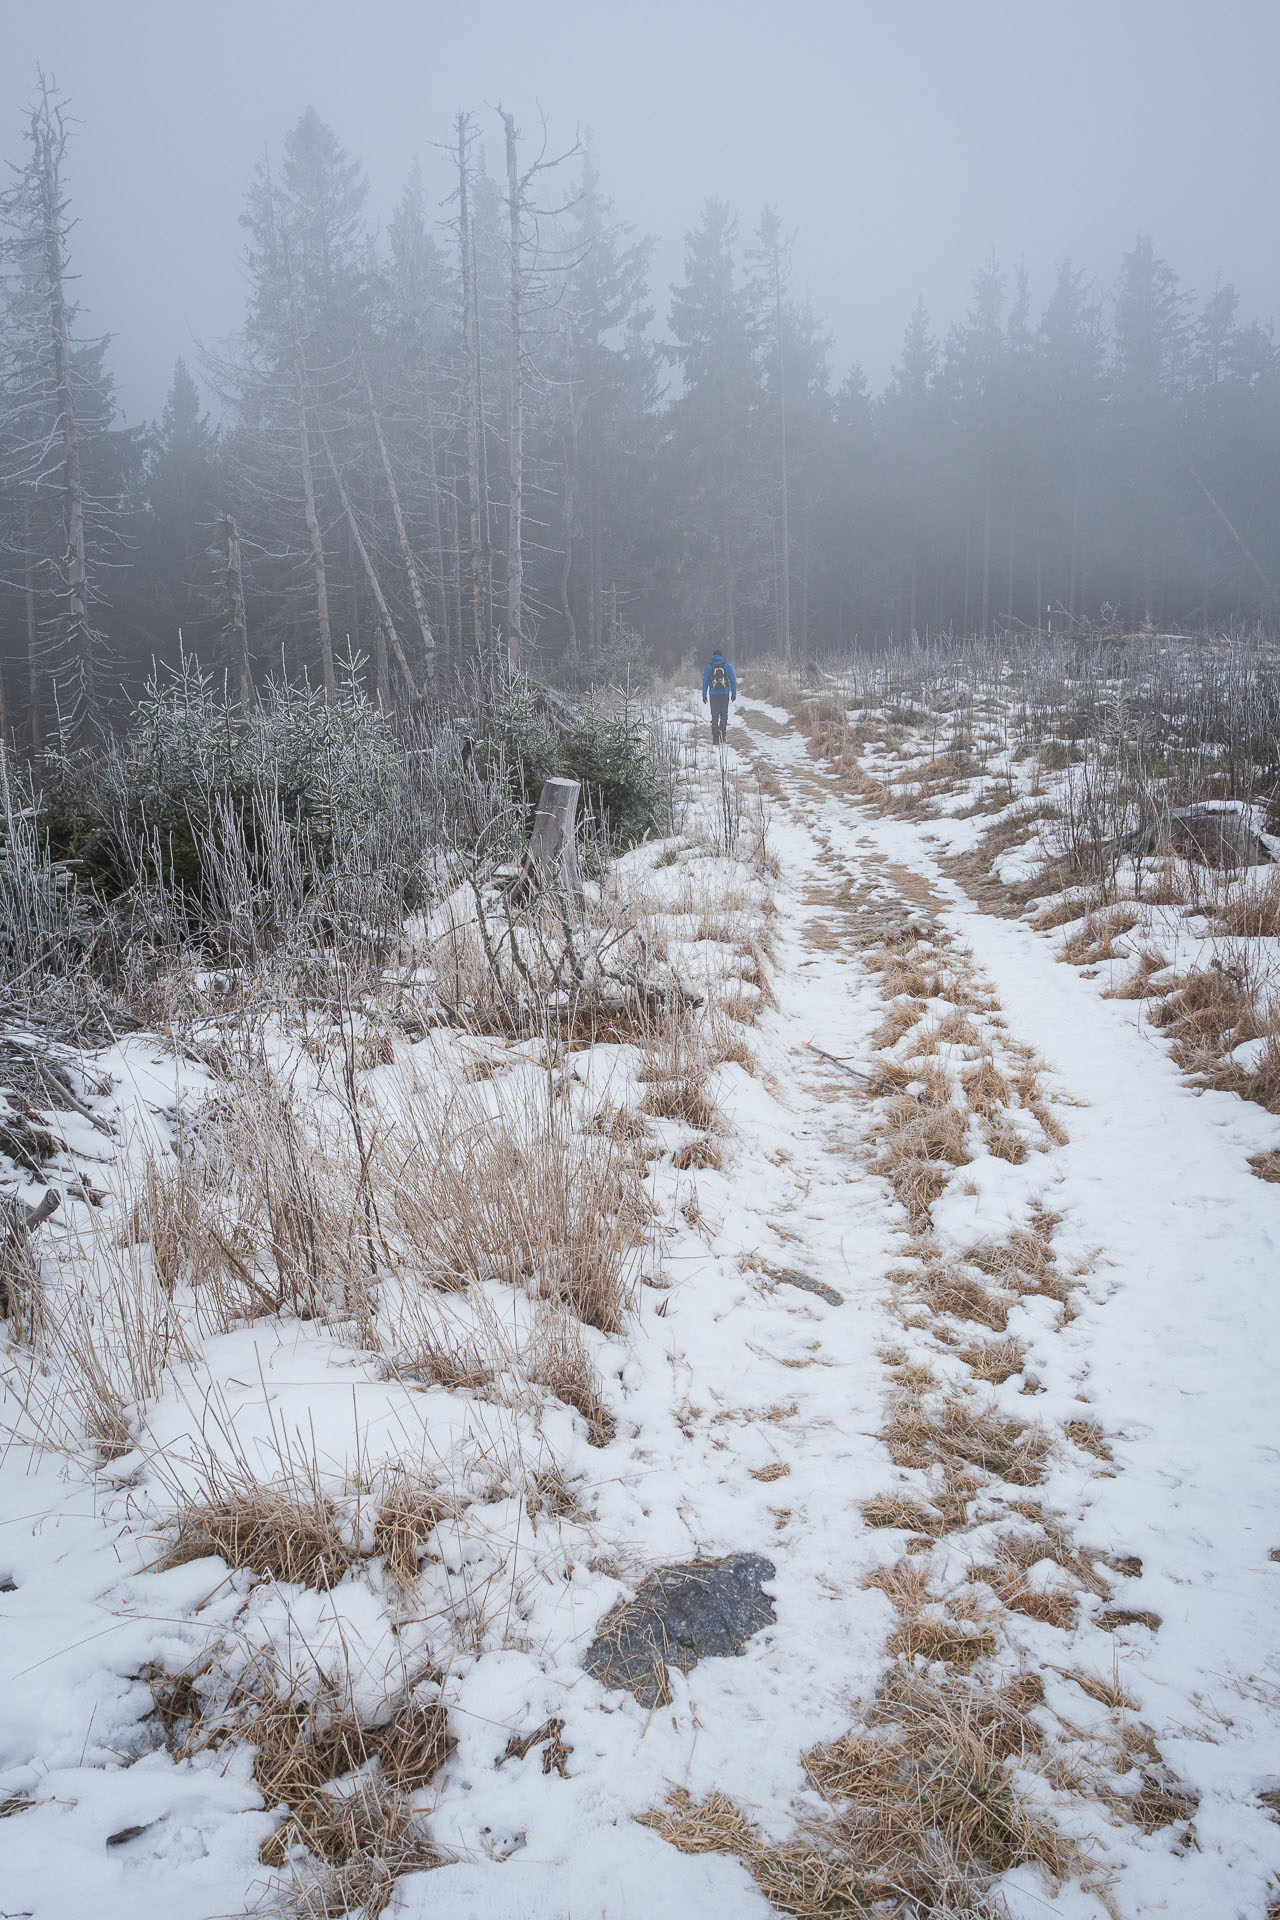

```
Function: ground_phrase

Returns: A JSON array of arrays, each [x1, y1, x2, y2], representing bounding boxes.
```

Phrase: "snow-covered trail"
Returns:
[[4, 703, 1280, 1919], [408, 729, 922, 1915], [737, 697, 1280, 1915]]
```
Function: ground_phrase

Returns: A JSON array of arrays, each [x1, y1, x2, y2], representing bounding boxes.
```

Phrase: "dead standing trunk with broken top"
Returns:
[[507, 776, 584, 908]]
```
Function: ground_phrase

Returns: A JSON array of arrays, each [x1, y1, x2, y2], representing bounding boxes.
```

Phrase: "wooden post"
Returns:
[[0, 1186, 59, 1320], [507, 776, 583, 906]]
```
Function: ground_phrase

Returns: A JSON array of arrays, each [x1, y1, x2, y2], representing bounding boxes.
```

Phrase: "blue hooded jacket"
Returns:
[[701, 653, 737, 700]]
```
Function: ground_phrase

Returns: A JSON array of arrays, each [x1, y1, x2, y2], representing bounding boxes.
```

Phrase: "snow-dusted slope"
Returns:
[[0, 702, 1277, 1918]]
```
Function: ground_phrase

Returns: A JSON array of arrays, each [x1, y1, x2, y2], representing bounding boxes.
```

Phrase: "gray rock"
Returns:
[[584, 1552, 776, 1707], [774, 1268, 844, 1306], [1127, 806, 1274, 870]]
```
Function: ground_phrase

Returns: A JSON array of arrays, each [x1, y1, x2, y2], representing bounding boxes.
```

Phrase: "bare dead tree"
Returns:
[[0, 80, 111, 743], [286, 299, 338, 703], [221, 512, 255, 712], [319, 414, 421, 704], [358, 351, 436, 683], [495, 111, 581, 676], [503, 110, 525, 674], [455, 113, 491, 668]]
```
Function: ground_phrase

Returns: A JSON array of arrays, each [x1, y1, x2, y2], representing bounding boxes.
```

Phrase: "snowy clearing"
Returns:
[[1, 693, 1279, 1919]]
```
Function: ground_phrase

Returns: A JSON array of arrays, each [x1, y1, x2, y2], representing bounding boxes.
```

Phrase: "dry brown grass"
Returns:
[[671, 1136, 723, 1171], [1134, 861, 1188, 906], [871, 1000, 925, 1050], [1061, 907, 1140, 966], [1145, 967, 1280, 1111], [900, 1059, 955, 1106], [1031, 892, 1096, 931], [965, 1230, 1067, 1301], [1122, 1765, 1200, 1836], [885, 1615, 997, 1669], [586, 1102, 648, 1142], [383, 1078, 645, 1334], [1104, 947, 1172, 999], [1064, 1418, 1113, 1461], [885, 1390, 1051, 1485], [249, 1692, 453, 1814], [641, 1077, 720, 1132], [693, 914, 738, 943], [983, 1117, 1029, 1163], [877, 1154, 950, 1222], [259, 1775, 440, 1880], [933, 1009, 983, 1049], [160, 1478, 358, 1589], [877, 953, 948, 999], [643, 1665, 1083, 1915], [959, 1336, 1026, 1384], [717, 990, 765, 1026], [1149, 964, 1260, 1058], [1066, 1667, 1138, 1711], [1248, 1149, 1280, 1183], [1216, 872, 1280, 938], [873, 1099, 970, 1213], [961, 1056, 1012, 1117], [526, 1306, 617, 1447], [372, 1470, 449, 1591], [911, 1263, 1010, 1332], [706, 1021, 757, 1073], [860, 1492, 943, 1534]]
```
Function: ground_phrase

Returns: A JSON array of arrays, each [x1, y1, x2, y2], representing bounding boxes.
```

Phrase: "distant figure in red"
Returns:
[[661, 648, 677, 675]]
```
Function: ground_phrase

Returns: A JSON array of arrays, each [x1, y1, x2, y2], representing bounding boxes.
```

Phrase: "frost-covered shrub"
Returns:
[[0, 768, 103, 998], [38, 660, 410, 905], [559, 698, 677, 850], [31, 660, 518, 973], [486, 682, 677, 852]]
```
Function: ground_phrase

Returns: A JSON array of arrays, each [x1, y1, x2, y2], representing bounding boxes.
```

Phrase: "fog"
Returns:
[[4, 0, 1278, 421]]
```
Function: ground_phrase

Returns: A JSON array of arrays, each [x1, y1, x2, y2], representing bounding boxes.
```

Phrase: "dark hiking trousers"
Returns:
[[709, 692, 730, 743]]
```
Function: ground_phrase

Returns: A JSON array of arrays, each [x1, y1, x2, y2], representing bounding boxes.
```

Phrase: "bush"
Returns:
[[37, 659, 410, 908], [560, 698, 676, 850], [486, 683, 676, 853]]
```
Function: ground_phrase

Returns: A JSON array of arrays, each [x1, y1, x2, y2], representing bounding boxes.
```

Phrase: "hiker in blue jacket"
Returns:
[[701, 651, 737, 744]]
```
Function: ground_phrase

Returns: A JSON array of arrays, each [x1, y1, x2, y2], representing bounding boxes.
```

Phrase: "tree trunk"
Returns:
[[320, 421, 420, 702], [359, 354, 436, 680], [456, 113, 490, 669], [424, 406, 449, 664], [297, 392, 337, 702], [23, 498, 41, 758], [503, 111, 525, 674], [447, 479, 464, 683], [990, 447, 997, 637], [560, 396, 580, 656], [507, 776, 583, 908], [35, 102, 93, 733], [769, 239, 793, 663], [221, 514, 255, 712]]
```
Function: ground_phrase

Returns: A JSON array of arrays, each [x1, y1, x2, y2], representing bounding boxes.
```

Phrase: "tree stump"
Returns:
[[507, 776, 584, 907], [0, 1186, 59, 1319]]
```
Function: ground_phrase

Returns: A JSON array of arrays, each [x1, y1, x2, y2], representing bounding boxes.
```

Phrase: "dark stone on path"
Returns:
[[774, 1268, 844, 1307], [584, 1552, 777, 1707]]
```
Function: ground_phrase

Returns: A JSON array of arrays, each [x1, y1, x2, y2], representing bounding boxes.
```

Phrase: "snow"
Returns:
[[1, 696, 1279, 1916]]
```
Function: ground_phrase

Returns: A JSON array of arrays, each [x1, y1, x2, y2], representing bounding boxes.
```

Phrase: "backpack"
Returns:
[[710, 662, 728, 693]]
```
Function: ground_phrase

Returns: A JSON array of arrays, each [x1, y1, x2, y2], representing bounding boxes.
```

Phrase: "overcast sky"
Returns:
[[3, 0, 1277, 424]]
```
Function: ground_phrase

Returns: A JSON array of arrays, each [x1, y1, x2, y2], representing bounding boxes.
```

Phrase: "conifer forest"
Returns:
[[3, 88, 1280, 744], [4, 22, 1280, 1920]]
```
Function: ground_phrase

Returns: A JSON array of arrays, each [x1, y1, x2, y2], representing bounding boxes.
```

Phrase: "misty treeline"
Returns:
[[3, 84, 1280, 750]]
